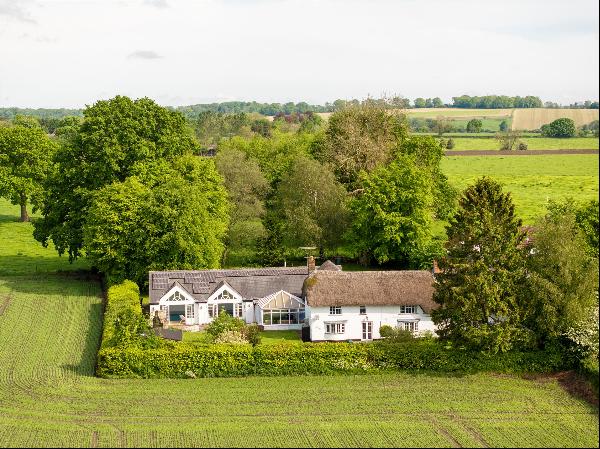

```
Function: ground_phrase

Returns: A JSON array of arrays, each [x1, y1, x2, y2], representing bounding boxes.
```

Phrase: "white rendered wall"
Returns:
[[307, 305, 437, 341]]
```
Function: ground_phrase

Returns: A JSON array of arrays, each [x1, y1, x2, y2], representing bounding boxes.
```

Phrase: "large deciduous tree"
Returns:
[[34, 95, 197, 261], [523, 212, 599, 347], [0, 125, 57, 221], [215, 148, 270, 266], [349, 155, 436, 267], [316, 102, 408, 189], [275, 156, 349, 257], [83, 156, 229, 286], [432, 177, 532, 353]]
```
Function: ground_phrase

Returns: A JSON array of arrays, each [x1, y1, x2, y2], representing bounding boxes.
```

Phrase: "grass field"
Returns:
[[0, 187, 598, 447], [447, 137, 599, 151], [0, 198, 89, 275], [442, 154, 599, 223]]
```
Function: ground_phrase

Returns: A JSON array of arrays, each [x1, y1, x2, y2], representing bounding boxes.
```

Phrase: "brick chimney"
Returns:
[[307, 255, 316, 273]]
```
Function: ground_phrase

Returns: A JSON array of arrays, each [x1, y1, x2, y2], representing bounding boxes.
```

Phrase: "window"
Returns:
[[399, 305, 417, 314], [208, 304, 218, 318], [234, 303, 243, 318], [362, 321, 372, 340], [217, 289, 235, 300], [185, 304, 195, 319], [359, 305, 366, 315], [262, 308, 305, 325], [167, 290, 186, 301], [325, 322, 345, 334], [397, 321, 419, 333], [329, 306, 342, 315]]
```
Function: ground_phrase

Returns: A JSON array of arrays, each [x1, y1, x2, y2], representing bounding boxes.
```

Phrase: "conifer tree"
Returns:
[[432, 177, 532, 352]]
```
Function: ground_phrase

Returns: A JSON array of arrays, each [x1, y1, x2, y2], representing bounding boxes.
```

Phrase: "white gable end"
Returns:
[[207, 283, 243, 302], [159, 284, 195, 304]]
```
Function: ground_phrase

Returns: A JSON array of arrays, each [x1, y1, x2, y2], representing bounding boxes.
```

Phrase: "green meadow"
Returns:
[[441, 154, 599, 223], [447, 137, 599, 151]]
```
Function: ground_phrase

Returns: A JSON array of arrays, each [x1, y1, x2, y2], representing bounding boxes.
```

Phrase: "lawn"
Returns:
[[441, 154, 599, 223], [0, 198, 89, 275], [447, 137, 599, 151], [0, 175, 598, 447], [182, 329, 301, 345]]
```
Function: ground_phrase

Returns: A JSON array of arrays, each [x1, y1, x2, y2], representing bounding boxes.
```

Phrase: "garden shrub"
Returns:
[[101, 280, 142, 348], [518, 142, 528, 151], [446, 138, 455, 149], [205, 310, 246, 339], [213, 330, 249, 345]]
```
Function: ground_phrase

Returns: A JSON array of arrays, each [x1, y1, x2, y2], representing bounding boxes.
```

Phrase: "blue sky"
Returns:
[[0, 0, 598, 108]]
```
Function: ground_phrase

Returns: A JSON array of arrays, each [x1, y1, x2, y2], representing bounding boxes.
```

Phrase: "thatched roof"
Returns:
[[303, 270, 437, 313], [318, 260, 342, 271]]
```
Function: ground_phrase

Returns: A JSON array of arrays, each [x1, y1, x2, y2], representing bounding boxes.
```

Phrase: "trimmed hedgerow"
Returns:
[[97, 340, 571, 379], [100, 280, 142, 349]]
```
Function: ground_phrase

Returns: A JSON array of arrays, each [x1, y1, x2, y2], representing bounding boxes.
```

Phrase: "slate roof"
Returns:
[[149, 267, 309, 305]]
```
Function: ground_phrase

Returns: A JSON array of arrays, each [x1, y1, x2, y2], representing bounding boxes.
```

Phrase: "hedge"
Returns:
[[96, 341, 571, 379], [100, 280, 141, 349]]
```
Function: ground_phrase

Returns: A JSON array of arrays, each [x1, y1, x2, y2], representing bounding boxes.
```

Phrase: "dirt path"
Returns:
[[445, 149, 599, 156]]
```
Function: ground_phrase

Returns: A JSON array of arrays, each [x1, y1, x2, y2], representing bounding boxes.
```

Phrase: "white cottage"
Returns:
[[302, 269, 437, 341], [148, 259, 439, 340], [148, 267, 308, 330]]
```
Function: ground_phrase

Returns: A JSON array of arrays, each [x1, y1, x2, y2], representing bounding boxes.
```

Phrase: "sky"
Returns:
[[0, 0, 598, 109]]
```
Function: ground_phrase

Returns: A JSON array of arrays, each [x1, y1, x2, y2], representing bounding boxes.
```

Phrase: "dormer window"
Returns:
[[399, 305, 417, 314]]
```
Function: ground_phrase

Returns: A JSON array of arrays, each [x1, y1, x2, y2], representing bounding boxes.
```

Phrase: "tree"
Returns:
[[434, 117, 452, 136], [0, 125, 57, 221], [317, 101, 407, 189], [466, 119, 483, 133], [274, 156, 348, 257], [432, 97, 444, 108], [413, 98, 426, 108], [495, 129, 522, 150], [34, 96, 197, 261], [11, 114, 42, 129], [214, 148, 270, 265], [432, 178, 532, 353], [499, 120, 509, 132], [83, 156, 229, 286], [540, 118, 577, 137], [349, 154, 436, 267], [523, 212, 599, 347], [547, 199, 599, 258]]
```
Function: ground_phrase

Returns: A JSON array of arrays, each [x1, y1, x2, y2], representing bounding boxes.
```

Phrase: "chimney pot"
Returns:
[[308, 255, 316, 273]]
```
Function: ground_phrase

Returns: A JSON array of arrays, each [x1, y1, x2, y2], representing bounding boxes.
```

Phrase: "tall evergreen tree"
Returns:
[[432, 177, 532, 352]]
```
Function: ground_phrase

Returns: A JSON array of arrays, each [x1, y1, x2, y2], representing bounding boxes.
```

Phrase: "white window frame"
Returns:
[[217, 289, 235, 300], [397, 320, 419, 333], [234, 303, 243, 318], [359, 305, 367, 315], [329, 306, 342, 315], [399, 305, 417, 314], [362, 321, 373, 340], [325, 322, 345, 334], [208, 304, 218, 318], [185, 304, 195, 319]]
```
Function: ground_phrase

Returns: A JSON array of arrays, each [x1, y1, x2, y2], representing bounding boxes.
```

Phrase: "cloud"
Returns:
[[143, 0, 168, 8], [127, 50, 163, 60], [0, 0, 36, 23]]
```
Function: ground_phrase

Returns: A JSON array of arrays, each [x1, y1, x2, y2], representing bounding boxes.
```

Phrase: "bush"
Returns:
[[213, 330, 249, 345], [446, 138, 455, 149], [242, 324, 262, 346], [541, 118, 577, 137], [101, 280, 142, 348], [205, 311, 246, 339], [96, 341, 571, 378], [379, 325, 415, 342], [518, 142, 528, 151]]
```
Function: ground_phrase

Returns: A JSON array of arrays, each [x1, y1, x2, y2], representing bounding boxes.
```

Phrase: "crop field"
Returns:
[[0, 192, 598, 447], [442, 154, 599, 223], [406, 108, 513, 119], [447, 137, 599, 151], [512, 108, 599, 131]]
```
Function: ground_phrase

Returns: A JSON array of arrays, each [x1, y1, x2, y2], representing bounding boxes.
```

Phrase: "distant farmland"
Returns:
[[316, 108, 599, 131], [512, 108, 599, 130]]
